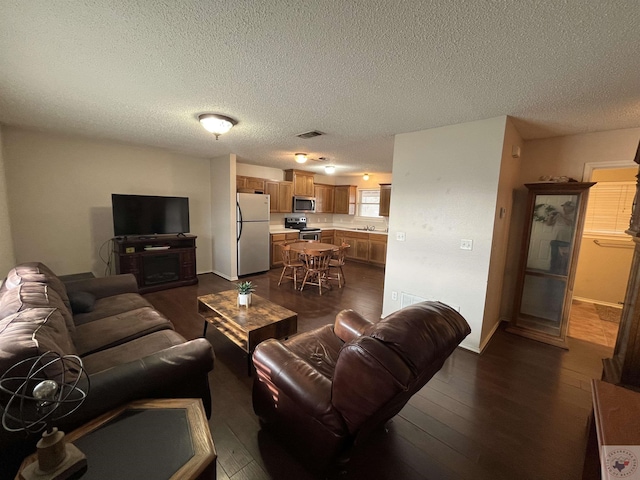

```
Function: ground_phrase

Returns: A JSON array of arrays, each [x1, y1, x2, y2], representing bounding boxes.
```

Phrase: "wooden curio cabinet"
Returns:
[[507, 182, 595, 348]]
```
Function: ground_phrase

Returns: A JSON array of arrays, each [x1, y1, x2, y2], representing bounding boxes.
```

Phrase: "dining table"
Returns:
[[288, 242, 339, 253]]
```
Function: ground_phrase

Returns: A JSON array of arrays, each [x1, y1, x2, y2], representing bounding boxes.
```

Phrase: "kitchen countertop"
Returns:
[[269, 226, 388, 235]]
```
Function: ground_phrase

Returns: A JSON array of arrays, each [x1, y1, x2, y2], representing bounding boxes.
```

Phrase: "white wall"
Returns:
[[481, 118, 523, 349], [384, 117, 508, 352], [236, 163, 284, 181], [0, 127, 16, 275], [2, 127, 212, 276], [210, 154, 237, 280]]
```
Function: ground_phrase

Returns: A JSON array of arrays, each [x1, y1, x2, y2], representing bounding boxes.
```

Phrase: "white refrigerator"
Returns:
[[237, 193, 271, 276]]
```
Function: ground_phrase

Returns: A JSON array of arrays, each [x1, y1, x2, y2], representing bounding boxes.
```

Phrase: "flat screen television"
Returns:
[[112, 194, 190, 237]]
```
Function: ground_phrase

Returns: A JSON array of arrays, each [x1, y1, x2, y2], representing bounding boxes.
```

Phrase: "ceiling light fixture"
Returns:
[[198, 114, 238, 140], [294, 153, 308, 164], [363, 173, 370, 181], [324, 165, 335, 174]]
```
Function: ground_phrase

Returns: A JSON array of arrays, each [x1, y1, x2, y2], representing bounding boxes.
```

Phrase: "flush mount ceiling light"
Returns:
[[294, 153, 308, 164], [324, 165, 336, 174], [198, 114, 238, 140], [363, 173, 370, 181]]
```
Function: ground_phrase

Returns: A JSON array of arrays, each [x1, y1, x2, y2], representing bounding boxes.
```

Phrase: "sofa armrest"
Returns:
[[334, 309, 375, 344], [69, 338, 214, 424], [64, 274, 139, 299], [253, 339, 334, 419]]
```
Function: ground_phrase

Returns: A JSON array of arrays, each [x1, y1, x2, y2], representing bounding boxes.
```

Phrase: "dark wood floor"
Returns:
[[144, 262, 612, 480]]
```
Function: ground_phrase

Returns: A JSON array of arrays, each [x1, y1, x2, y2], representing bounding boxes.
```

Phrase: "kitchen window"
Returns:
[[358, 189, 381, 218]]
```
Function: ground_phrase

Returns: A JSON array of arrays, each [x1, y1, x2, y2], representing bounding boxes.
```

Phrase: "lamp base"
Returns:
[[20, 441, 87, 480]]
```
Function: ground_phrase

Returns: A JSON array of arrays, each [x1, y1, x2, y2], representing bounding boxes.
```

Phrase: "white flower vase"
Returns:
[[238, 293, 252, 307]]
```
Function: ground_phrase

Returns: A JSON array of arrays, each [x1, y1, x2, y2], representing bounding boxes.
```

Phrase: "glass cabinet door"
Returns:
[[508, 182, 595, 348]]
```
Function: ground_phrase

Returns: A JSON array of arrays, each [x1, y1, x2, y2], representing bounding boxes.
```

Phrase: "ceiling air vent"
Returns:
[[296, 130, 324, 139]]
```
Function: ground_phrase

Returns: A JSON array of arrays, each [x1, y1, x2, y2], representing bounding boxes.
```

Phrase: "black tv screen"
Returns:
[[112, 194, 190, 236]]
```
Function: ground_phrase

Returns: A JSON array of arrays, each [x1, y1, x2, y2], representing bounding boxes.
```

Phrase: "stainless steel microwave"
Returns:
[[292, 196, 316, 213]]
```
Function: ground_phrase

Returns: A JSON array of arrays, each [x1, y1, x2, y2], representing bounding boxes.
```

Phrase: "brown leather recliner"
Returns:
[[252, 301, 471, 467]]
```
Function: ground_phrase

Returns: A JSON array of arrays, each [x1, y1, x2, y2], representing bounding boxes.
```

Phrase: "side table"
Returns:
[[17, 398, 216, 480]]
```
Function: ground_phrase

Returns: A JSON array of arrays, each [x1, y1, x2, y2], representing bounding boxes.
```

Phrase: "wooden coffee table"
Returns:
[[198, 290, 297, 374]]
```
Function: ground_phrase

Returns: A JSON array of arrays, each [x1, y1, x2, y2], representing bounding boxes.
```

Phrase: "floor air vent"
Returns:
[[296, 130, 324, 139]]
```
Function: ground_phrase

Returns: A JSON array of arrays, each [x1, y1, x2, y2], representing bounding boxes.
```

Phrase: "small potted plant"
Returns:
[[236, 281, 255, 307]]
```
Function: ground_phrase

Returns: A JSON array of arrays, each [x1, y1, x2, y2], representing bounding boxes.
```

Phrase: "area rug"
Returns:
[[594, 304, 622, 324]]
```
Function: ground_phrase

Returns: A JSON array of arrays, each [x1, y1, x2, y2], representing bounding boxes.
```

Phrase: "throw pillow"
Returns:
[[68, 291, 96, 314]]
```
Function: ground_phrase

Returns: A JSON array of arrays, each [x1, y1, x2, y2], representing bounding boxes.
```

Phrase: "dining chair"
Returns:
[[328, 243, 350, 288], [299, 249, 333, 295], [278, 244, 304, 288]]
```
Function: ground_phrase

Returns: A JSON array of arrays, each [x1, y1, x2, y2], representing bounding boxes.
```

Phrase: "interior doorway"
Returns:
[[567, 163, 636, 348]]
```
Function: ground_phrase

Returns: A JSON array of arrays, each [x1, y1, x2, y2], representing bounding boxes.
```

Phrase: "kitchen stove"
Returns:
[[284, 217, 322, 241]]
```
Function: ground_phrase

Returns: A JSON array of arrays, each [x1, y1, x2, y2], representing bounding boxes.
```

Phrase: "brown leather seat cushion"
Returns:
[[72, 293, 153, 326], [73, 307, 173, 356], [81, 329, 187, 373]]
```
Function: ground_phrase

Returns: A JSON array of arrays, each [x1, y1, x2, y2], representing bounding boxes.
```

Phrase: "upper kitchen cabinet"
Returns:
[[237, 175, 265, 193], [265, 180, 293, 213], [379, 184, 391, 217], [334, 185, 357, 215], [314, 184, 335, 213], [285, 169, 315, 197]]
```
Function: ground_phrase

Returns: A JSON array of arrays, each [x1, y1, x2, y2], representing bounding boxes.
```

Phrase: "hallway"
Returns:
[[568, 299, 619, 349]]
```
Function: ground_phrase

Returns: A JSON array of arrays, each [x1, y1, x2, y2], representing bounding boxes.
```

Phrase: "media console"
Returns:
[[113, 235, 197, 293]]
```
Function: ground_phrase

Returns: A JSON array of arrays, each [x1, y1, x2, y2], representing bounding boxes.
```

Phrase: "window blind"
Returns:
[[583, 181, 635, 235]]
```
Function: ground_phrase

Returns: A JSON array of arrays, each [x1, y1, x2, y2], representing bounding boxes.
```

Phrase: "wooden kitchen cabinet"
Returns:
[[335, 231, 369, 261], [334, 230, 387, 266], [270, 232, 300, 268], [237, 176, 265, 192], [379, 184, 391, 217], [321, 229, 334, 245], [314, 184, 335, 213], [368, 233, 388, 265], [334, 185, 357, 215], [265, 180, 293, 213], [284, 169, 315, 197]]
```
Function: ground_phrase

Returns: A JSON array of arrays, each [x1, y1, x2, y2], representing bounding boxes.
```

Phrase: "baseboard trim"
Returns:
[[573, 296, 623, 309]]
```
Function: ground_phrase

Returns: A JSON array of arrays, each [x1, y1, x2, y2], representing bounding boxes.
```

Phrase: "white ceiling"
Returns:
[[1, 1, 639, 176]]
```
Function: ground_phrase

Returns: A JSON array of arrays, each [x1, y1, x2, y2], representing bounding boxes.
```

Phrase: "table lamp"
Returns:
[[0, 351, 89, 480]]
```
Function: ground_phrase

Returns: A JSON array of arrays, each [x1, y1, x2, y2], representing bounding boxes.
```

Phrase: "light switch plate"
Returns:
[[396, 232, 406, 241]]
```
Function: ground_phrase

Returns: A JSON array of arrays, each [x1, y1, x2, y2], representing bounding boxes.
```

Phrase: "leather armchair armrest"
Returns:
[[253, 339, 334, 418], [64, 274, 139, 299], [70, 338, 214, 424], [334, 309, 375, 343]]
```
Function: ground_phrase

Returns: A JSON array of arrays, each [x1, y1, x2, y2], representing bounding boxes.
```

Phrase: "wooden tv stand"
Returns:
[[113, 235, 197, 293]]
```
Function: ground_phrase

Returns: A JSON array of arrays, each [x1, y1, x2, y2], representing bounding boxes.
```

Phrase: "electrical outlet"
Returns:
[[396, 232, 406, 242], [391, 291, 398, 301], [460, 239, 473, 250]]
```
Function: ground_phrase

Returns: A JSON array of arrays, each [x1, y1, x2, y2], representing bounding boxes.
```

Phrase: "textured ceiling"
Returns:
[[1, 1, 639, 175]]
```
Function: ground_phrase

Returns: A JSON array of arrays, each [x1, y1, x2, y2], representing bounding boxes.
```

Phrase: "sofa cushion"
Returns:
[[1, 263, 71, 312], [68, 291, 96, 314], [81, 329, 187, 374], [0, 307, 78, 380], [72, 293, 153, 326], [73, 307, 173, 356], [0, 282, 75, 333]]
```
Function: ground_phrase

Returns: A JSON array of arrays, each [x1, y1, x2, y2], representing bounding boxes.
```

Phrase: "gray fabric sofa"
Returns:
[[0, 262, 214, 479]]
